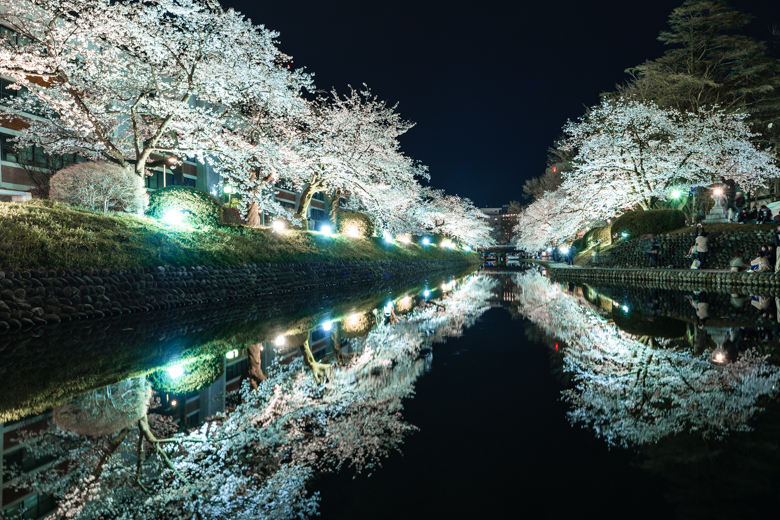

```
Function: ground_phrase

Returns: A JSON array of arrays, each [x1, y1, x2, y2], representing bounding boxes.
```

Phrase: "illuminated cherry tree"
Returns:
[[513, 188, 597, 251], [560, 99, 779, 211], [0, 0, 312, 179], [401, 188, 495, 248], [512, 272, 780, 447], [284, 87, 427, 225], [514, 99, 780, 249]]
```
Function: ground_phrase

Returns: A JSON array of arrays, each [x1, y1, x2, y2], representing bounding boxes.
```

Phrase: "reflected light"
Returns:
[[462, 245, 471, 252], [167, 364, 184, 379]]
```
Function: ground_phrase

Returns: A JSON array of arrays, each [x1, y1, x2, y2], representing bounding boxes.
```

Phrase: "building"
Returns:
[[479, 204, 518, 245]]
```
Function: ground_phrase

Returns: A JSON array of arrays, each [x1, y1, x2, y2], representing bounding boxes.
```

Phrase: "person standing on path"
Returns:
[[649, 236, 660, 268], [774, 225, 780, 272], [694, 232, 709, 269]]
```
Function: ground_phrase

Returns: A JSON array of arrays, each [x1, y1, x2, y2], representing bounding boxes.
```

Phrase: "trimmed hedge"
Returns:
[[574, 225, 612, 251], [149, 355, 225, 394], [338, 210, 374, 238], [147, 186, 223, 228], [611, 209, 686, 240]]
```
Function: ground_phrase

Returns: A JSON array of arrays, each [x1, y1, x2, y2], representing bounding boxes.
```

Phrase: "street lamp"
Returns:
[[223, 184, 234, 205]]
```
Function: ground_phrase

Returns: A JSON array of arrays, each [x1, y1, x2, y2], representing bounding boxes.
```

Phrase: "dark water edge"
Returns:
[[0, 266, 476, 423]]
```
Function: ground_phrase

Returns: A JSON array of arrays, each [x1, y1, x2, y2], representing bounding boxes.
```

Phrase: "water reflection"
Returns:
[[1, 274, 497, 519], [512, 271, 780, 447]]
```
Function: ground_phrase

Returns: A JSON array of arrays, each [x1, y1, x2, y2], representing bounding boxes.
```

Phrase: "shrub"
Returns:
[[53, 378, 151, 436], [576, 225, 612, 251], [28, 185, 50, 199], [147, 186, 222, 228], [149, 355, 225, 394], [611, 209, 686, 239], [338, 210, 374, 238], [50, 161, 148, 213], [222, 206, 244, 226]]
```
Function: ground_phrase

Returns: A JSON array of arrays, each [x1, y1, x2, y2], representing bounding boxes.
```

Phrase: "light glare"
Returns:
[[163, 209, 185, 226], [167, 364, 184, 379]]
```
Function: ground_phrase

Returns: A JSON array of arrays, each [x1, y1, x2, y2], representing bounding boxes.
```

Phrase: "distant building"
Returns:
[[479, 204, 518, 245]]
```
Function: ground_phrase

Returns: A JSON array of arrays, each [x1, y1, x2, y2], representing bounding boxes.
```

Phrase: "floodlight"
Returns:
[[163, 209, 185, 226], [167, 364, 184, 379]]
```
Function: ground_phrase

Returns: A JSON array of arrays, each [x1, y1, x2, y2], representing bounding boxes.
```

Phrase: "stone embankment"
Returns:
[[594, 229, 776, 269], [0, 258, 475, 333], [533, 260, 780, 295]]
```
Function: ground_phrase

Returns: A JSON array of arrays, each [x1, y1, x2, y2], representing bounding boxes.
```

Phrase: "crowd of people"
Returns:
[[725, 224, 780, 273]]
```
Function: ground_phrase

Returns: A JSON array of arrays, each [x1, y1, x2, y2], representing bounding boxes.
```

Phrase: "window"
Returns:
[[309, 208, 326, 222], [1, 133, 18, 162], [0, 78, 18, 100], [0, 25, 18, 45], [187, 412, 199, 428], [184, 176, 196, 187], [226, 358, 248, 381], [310, 328, 329, 343], [3, 493, 55, 520], [2, 448, 55, 479], [312, 192, 326, 202]]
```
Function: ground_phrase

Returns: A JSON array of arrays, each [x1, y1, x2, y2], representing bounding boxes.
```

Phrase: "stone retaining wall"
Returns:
[[545, 264, 780, 295], [595, 230, 776, 269], [0, 258, 476, 333]]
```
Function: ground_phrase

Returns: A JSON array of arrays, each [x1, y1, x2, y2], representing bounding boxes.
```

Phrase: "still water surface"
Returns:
[[1, 269, 779, 519]]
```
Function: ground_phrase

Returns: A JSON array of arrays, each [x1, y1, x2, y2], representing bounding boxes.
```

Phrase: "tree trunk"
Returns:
[[293, 184, 316, 230], [247, 343, 266, 391], [245, 169, 262, 227], [246, 201, 261, 227], [328, 189, 344, 228], [299, 340, 330, 384]]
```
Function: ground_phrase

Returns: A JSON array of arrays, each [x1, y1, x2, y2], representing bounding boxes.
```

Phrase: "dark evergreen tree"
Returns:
[[611, 0, 780, 150]]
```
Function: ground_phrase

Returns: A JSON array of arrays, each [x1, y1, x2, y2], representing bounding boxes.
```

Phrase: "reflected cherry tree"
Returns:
[[6, 275, 497, 520], [512, 272, 780, 447]]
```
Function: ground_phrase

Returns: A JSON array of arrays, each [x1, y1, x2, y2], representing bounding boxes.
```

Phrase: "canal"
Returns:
[[1, 268, 779, 519]]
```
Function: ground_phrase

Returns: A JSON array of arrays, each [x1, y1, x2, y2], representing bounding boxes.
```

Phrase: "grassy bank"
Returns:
[[0, 200, 479, 270]]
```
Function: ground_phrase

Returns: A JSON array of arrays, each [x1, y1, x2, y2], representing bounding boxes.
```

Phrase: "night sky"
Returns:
[[225, 0, 778, 207]]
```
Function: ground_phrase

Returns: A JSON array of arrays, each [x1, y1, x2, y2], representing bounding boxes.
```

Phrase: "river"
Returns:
[[1, 268, 778, 519]]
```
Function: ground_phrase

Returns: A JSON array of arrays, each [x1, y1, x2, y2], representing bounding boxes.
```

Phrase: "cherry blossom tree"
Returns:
[[513, 99, 780, 249], [511, 272, 780, 447], [560, 99, 779, 212], [0, 0, 312, 179], [513, 188, 597, 251], [285, 86, 427, 227], [401, 188, 495, 248]]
